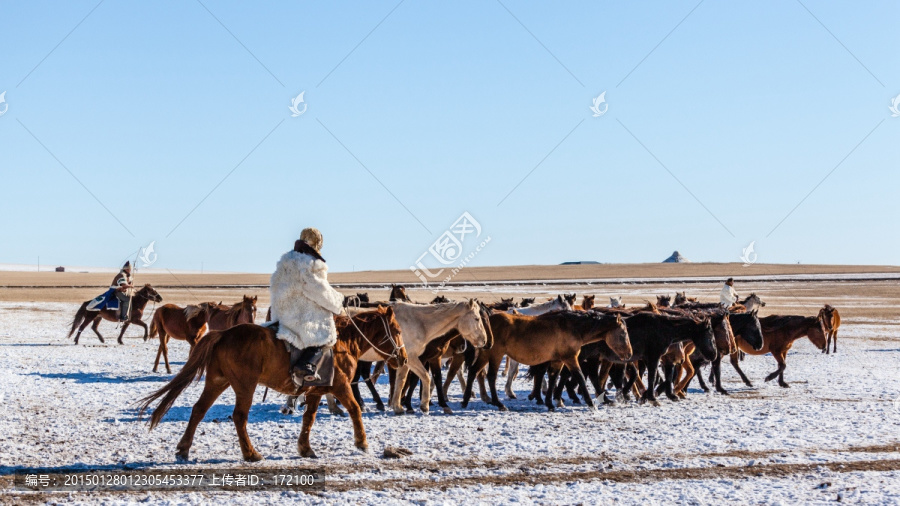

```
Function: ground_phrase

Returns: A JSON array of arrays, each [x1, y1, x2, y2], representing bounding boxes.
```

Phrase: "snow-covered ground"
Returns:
[[1, 301, 899, 505]]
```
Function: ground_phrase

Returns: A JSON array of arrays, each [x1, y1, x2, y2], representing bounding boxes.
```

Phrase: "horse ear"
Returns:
[[383, 306, 393, 317], [253, 295, 257, 302]]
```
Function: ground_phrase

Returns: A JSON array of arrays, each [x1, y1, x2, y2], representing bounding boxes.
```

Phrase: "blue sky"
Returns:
[[1, 1, 898, 274]]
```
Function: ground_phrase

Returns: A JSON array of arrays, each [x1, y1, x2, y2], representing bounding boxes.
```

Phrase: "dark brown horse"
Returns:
[[389, 284, 411, 302], [726, 313, 827, 387], [148, 304, 211, 373], [462, 311, 632, 411], [68, 285, 163, 344], [139, 306, 407, 462]]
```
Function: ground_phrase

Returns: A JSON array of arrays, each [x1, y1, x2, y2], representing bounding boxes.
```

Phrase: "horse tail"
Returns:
[[68, 302, 89, 339], [138, 330, 225, 429], [149, 310, 160, 340]]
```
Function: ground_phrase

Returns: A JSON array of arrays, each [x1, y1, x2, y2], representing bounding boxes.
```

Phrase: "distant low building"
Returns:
[[662, 251, 689, 263], [560, 261, 601, 265], [55, 266, 65, 272]]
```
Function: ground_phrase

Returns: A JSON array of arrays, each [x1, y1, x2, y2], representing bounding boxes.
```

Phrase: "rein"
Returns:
[[343, 309, 404, 363]]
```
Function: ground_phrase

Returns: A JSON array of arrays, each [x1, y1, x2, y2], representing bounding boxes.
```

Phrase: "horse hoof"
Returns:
[[546, 405, 555, 412], [555, 399, 564, 408], [280, 407, 295, 416], [244, 452, 264, 462], [508, 392, 517, 400], [498, 405, 508, 412], [779, 383, 790, 388], [356, 444, 369, 453], [442, 406, 453, 415], [376, 404, 385, 412], [527, 394, 535, 401], [175, 451, 190, 463], [300, 449, 318, 459]]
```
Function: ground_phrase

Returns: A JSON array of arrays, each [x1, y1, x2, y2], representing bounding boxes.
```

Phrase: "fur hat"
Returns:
[[726, 277, 734, 285], [123, 261, 131, 270], [300, 227, 323, 253]]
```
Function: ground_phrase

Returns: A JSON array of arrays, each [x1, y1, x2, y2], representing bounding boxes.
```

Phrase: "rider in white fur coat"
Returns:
[[269, 228, 344, 382]]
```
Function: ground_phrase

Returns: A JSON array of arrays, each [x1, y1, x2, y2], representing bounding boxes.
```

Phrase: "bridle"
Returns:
[[343, 308, 405, 363]]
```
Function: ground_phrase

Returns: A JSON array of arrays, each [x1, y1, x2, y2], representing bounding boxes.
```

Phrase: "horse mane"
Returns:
[[184, 305, 205, 320]]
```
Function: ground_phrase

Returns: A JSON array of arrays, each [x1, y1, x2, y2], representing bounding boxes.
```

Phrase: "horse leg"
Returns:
[[529, 363, 545, 404], [412, 358, 436, 414], [74, 315, 92, 344], [729, 351, 754, 387], [162, 336, 172, 374], [351, 363, 366, 410], [712, 357, 729, 395], [281, 395, 300, 415], [442, 354, 462, 398], [776, 351, 790, 388], [544, 364, 562, 412], [134, 319, 149, 342], [486, 356, 507, 411], [331, 382, 369, 453], [231, 383, 262, 462], [90, 317, 105, 344], [326, 394, 346, 417], [564, 370, 582, 405], [389, 364, 410, 415], [298, 393, 323, 458], [477, 371, 490, 404], [429, 359, 452, 414], [361, 363, 385, 411], [460, 354, 487, 409], [661, 362, 679, 402], [153, 336, 166, 373], [764, 349, 788, 387], [640, 358, 661, 406], [504, 358, 519, 400], [564, 359, 595, 409], [115, 322, 130, 345], [401, 373, 417, 413], [675, 358, 696, 398], [832, 330, 838, 354], [552, 368, 569, 408], [175, 377, 229, 462]]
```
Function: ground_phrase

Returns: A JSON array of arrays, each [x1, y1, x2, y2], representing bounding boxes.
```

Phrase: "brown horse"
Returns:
[[819, 305, 841, 354], [148, 304, 212, 373], [462, 311, 631, 411], [138, 306, 407, 462], [68, 285, 163, 344], [201, 295, 257, 329], [389, 284, 411, 302], [573, 295, 595, 311], [727, 314, 827, 388]]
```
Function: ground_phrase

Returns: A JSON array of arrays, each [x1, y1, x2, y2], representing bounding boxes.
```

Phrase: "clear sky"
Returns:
[[2, 1, 898, 274]]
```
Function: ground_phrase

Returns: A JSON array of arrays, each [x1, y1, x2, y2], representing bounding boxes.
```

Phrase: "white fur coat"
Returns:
[[720, 284, 737, 307], [269, 250, 345, 349]]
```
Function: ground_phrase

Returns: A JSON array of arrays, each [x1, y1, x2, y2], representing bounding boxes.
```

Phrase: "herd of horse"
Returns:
[[65, 283, 842, 462]]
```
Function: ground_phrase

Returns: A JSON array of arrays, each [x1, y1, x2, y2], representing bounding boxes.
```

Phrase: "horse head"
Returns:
[[605, 314, 632, 360], [377, 305, 407, 369], [809, 313, 829, 350], [609, 296, 624, 308], [140, 284, 163, 303], [656, 295, 672, 308], [582, 295, 595, 310], [357, 292, 370, 303], [563, 293, 577, 306], [457, 299, 489, 349], [242, 295, 258, 322], [692, 316, 718, 361], [520, 297, 535, 307]]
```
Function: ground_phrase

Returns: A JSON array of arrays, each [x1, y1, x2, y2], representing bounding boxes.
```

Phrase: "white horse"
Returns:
[[609, 296, 624, 308], [503, 295, 572, 400], [390, 299, 489, 414]]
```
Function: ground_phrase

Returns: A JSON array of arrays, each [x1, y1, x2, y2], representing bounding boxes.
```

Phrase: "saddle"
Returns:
[[267, 321, 334, 389]]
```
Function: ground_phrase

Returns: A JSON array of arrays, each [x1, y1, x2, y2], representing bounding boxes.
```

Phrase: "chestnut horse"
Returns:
[[819, 305, 841, 354], [462, 311, 632, 412], [726, 313, 827, 388], [139, 306, 407, 461], [68, 285, 163, 344], [201, 295, 257, 330], [148, 304, 210, 373]]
